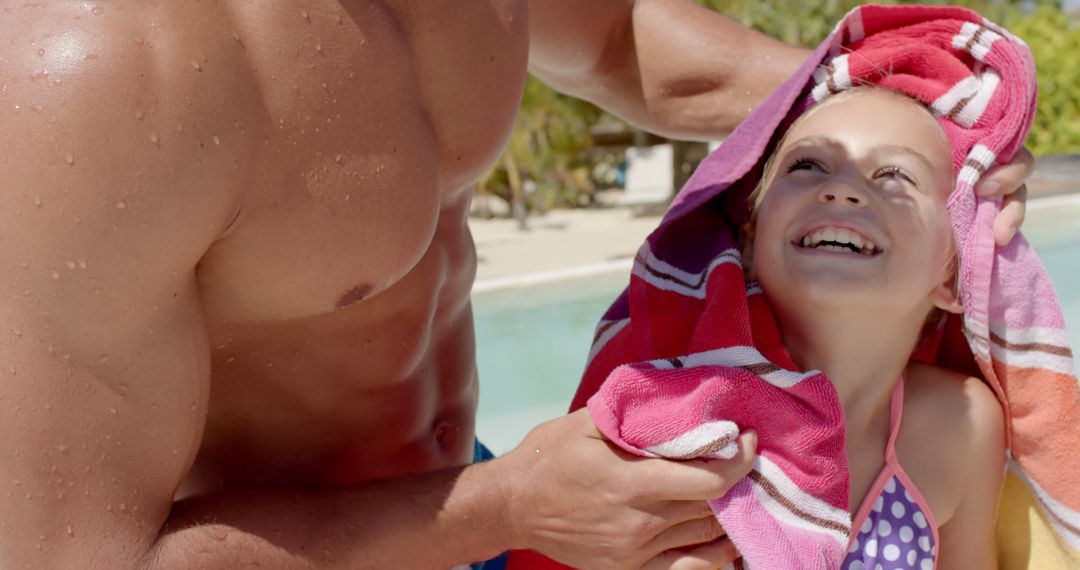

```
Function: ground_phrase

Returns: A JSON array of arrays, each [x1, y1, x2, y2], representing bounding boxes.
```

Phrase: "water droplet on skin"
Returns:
[[64, 152, 74, 165], [91, 5, 104, 15], [78, 259, 87, 269], [108, 407, 116, 414], [65, 524, 73, 537], [315, 43, 323, 54], [191, 61, 202, 72], [66, 261, 76, 270], [30, 69, 49, 80], [31, 104, 43, 114], [8, 366, 15, 376], [134, 110, 144, 120], [85, 53, 98, 60], [225, 356, 235, 363], [301, 8, 310, 22], [148, 133, 159, 147], [51, 270, 60, 280], [336, 14, 343, 24], [50, 79, 62, 87], [36, 48, 45, 57], [11, 328, 21, 337], [212, 134, 220, 145], [33, 196, 41, 207], [99, 355, 109, 364]]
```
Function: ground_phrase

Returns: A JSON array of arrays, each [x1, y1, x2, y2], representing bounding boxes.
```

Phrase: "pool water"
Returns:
[[473, 197, 1080, 454]]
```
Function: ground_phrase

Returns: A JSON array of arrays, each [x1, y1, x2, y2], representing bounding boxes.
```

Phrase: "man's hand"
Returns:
[[977, 146, 1035, 245], [500, 409, 755, 570]]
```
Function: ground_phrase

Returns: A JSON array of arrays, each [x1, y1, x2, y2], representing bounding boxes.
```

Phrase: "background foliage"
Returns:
[[477, 0, 1080, 216]]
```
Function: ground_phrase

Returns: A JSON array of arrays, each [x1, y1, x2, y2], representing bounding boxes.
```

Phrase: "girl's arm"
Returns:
[[935, 376, 1007, 569]]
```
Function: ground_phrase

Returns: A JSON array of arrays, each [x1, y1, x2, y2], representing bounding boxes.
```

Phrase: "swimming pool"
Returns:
[[473, 195, 1080, 454]]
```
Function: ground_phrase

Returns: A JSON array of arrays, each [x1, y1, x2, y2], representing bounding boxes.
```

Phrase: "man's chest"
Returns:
[[195, 0, 526, 323]]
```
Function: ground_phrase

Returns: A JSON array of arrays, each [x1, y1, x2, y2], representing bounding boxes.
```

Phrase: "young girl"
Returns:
[[508, 7, 1065, 570], [744, 85, 1004, 569]]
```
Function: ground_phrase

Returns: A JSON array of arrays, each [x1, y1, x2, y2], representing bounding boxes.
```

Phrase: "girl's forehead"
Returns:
[[784, 90, 950, 157]]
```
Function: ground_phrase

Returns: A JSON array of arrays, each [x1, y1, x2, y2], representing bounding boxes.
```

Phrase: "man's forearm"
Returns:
[[530, 0, 809, 141], [150, 460, 512, 570]]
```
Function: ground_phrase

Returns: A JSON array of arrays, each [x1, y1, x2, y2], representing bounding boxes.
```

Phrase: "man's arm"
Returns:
[[530, 0, 1032, 241], [1, 7, 755, 569], [528, 0, 808, 141]]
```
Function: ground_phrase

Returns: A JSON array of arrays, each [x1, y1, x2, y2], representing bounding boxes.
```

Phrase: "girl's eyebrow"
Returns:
[[871, 144, 936, 173], [780, 136, 937, 173]]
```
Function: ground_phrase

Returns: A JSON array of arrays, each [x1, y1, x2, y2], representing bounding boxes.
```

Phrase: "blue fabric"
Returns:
[[471, 440, 508, 570]]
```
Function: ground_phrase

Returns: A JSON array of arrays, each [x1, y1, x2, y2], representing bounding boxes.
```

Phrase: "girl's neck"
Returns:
[[774, 303, 927, 432]]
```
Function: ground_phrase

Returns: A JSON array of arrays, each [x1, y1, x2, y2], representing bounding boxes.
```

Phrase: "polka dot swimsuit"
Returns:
[[842, 378, 939, 570]]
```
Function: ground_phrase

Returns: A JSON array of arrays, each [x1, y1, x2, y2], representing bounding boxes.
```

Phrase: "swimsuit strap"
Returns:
[[883, 376, 906, 464]]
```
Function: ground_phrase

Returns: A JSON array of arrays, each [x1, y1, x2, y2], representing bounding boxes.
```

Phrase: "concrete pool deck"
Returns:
[[470, 162, 1080, 289]]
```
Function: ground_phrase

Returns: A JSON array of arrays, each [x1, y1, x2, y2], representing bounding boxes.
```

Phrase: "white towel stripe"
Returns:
[[644, 420, 740, 460], [988, 344, 1076, 377], [647, 346, 821, 389], [631, 246, 741, 300], [953, 69, 1001, 128], [930, 75, 980, 118], [587, 318, 630, 365], [990, 325, 1073, 348], [751, 455, 851, 543]]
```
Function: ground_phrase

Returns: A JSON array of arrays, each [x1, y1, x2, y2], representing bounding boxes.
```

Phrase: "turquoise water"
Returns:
[[473, 198, 1080, 454]]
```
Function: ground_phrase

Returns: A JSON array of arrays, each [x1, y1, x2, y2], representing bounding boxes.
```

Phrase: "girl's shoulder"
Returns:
[[903, 361, 1004, 438], [897, 361, 1006, 524]]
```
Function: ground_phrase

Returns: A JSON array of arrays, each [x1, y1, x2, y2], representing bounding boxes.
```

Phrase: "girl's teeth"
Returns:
[[822, 228, 837, 243]]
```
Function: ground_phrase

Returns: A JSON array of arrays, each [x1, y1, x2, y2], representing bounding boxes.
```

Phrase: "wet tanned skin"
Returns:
[[183, 1, 528, 493]]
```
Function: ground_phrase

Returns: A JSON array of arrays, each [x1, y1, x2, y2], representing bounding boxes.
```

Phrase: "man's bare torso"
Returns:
[[94, 1, 533, 494]]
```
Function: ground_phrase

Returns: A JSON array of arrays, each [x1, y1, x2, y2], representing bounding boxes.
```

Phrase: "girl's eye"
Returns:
[[786, 158, 825, 173], [875, 166, 915, 184]]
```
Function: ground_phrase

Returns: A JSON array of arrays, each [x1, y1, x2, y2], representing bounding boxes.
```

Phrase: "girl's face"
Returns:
[[751, 89, 960, 319]]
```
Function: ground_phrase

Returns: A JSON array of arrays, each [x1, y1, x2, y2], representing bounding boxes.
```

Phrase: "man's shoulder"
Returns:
[[0, 4, 260, 272], [1, 3, 256, 124]]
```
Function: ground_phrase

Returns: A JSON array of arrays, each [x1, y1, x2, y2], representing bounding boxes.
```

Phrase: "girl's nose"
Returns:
[[818, 180, 868, 206]]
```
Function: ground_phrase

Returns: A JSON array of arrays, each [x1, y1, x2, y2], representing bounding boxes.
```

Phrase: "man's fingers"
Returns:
[[654, 500, 717, 525], [641, 538, 740, 570], [645, 516, 725, 555], [977, 146, 1034, 197], [639, 431, 757, 501], [993, 183, 1027, 245]]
